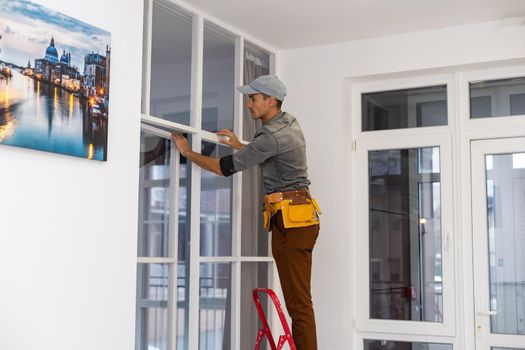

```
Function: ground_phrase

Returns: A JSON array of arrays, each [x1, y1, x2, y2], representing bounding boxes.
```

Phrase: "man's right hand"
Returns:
[[217, 129, 244, 150], [171, 132, 191, 157]]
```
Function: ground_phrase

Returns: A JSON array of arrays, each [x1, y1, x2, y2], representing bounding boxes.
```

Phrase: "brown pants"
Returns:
[[271, 211, 319, 350]]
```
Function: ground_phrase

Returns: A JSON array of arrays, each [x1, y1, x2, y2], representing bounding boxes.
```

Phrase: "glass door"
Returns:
[[471, 137, 525, 350]]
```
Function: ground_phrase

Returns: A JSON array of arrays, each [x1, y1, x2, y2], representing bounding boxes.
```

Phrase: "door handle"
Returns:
[[477, 310, 497, 316]]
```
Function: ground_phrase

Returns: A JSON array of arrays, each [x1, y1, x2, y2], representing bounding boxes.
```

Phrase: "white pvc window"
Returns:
[[137, 1, 275, 350], [352, 63, 525, 349], [355, 134, 455, 337], [469, 77, 525, 119], [352, 74, 457, 345]]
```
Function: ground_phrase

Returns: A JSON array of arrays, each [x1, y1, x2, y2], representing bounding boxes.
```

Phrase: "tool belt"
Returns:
[[263, 189, 322, 231]]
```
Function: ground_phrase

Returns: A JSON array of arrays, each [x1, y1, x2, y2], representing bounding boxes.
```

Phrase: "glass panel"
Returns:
[[513, 153, 525, 169], [200, 142, 233, 256], [240, 263, 270, 350], [241, 43, 271, 256], [241, 169, 268, 256], [364, 339, 452, 349], [199, 263, 232, 350], [135, 263, 169, 350], [150, 3, 192, 125], [369, 147, 443, 322], [137, 131, 191, 349], [470, 77, 525, 118], [485, 153, 525, 335], [138, 132, 171, 257], [362, 85, 447, 131], [243, 43, 271, 140], [202, 21, 235, 132]]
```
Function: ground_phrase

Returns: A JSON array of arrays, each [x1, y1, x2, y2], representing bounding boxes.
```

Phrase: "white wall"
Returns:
[[0, 1, 143, 349], [2, 2, 525, 349], [277, 18, 525, 350]]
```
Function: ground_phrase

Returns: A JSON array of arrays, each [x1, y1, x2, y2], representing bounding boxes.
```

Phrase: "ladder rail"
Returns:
[[253, 288, 297, 350]]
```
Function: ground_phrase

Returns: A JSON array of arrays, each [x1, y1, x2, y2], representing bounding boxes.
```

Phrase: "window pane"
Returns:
[[485, 153, 525, 335], [200, 142, 233, 256], [135, 263, 169, 350], [150, 3, 192, 125], [240, 263, 271, 350], [199, 263, 232, 350], [175, 261, 189, 350], [138, 132, 171, 257], [202, 21, 235, 132], [243, 43, 270, 140], [241, 43, 271, 256], [514, 153, 525, 169], [362, 86, 447, 131], [470, 77, 525, 119], [369, 147, 443, 322], [241, 169, 269, 256], [364, 339, 452, 349]]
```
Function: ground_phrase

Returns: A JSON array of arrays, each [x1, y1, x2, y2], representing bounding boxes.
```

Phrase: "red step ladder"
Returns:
[[253, 288, 297, 350]]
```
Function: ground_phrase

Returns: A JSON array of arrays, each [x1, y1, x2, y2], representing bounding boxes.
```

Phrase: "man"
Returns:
[[171, 75, 320, 350]]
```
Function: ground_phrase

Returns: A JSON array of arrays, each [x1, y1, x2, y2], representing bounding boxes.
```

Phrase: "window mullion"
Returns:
[[167, 143, 181, 350], [228, 35, 245, 350], [188, 13, 204, 350], [190, 14, 203, 131], [232, 36, 244, 259], [234, 37, 244, 141]]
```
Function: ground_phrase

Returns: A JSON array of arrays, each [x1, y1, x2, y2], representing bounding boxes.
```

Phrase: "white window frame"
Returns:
[[457, 62, 525, 350], [138, 1, 278, 349], [350, 73, 458, 342], [353, 73, 457, 139], [349, 60, 525, 349], [354, 332, 458, 350], [354, 133, 456, 336], [459, 64, 525, 134]]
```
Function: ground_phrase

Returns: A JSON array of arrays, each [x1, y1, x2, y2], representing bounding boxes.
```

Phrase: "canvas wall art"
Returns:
[[0, 0, 111, 161]]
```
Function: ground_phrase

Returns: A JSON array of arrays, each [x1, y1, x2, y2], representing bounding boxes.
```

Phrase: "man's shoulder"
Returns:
[[252, 127, 278, 145], [263, 112, 297, 133]]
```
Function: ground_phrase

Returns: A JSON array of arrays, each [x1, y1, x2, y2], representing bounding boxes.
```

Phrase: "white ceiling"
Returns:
[[183, 0, 525, 49]]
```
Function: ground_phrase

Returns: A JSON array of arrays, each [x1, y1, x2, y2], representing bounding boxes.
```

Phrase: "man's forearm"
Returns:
[[184, 150, 223, 176]]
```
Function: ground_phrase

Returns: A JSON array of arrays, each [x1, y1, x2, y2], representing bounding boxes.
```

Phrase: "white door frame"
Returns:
[[471, 137, 525, 350]]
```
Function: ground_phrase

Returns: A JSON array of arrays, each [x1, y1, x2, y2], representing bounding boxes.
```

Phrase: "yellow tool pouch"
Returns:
[[263, 209, 271, 231], [280, 198, 320, 229], [263, 201, 277, 231], [262, 191, 322, 231]]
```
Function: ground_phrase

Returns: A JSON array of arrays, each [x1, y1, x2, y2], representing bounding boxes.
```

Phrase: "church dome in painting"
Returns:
[[45, 37, 59, 64], [60, 50, 70, 65]]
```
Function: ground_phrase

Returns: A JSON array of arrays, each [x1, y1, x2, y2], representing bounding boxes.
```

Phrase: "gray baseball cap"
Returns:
[[237, 75, 287, 101]]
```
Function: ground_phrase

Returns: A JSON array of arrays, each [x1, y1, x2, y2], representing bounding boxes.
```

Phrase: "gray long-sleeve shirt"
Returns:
[[220, 111, 311, 194]]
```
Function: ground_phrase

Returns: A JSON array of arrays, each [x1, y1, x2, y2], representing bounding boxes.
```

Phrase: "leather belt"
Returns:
[[264, 189, 310, 206]]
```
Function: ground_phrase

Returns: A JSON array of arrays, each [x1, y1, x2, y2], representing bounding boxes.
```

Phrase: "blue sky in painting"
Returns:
[[0, 0, 110, 69]]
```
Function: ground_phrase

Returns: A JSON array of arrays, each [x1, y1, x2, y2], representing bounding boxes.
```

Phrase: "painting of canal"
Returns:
[[0, 0, 111, 161]]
